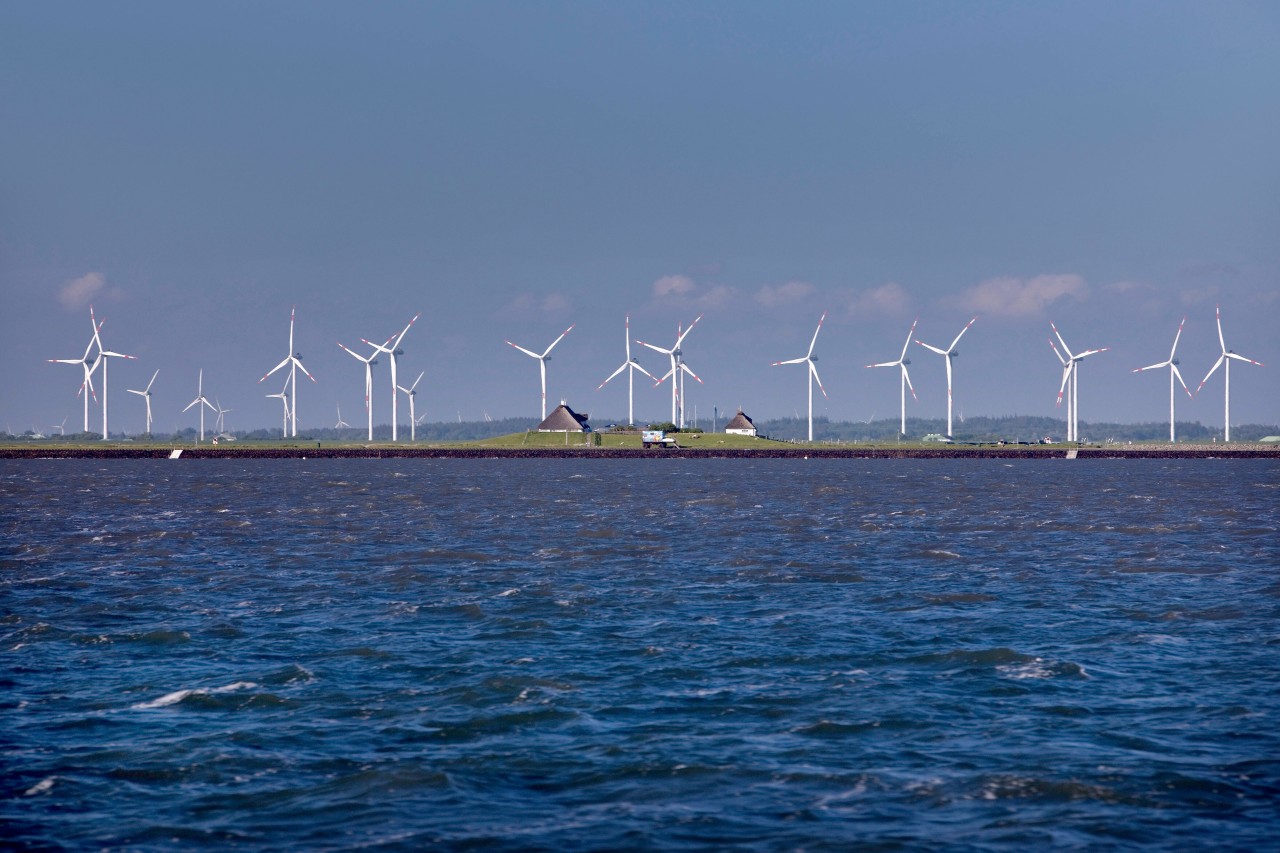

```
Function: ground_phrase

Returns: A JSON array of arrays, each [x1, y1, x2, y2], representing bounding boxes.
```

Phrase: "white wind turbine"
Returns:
[[916, 317, 976, 439], [506, 324, 575, 421], [363, 313, 420, 441], [335, 404, 350, 429], [397, 371, 425, 442], [338, 340, 380, 441], [1133, 318, 1193, 443], [127, 369, 159, 435], [51, 417, 67, 436], [1196, 304, 1264, 443], [867, 318, 919, 436], [771, 312, 828, 442], [1050, 322, 1109, 444], [259, 307, 316, 437], [213, 399, 232, 436], [84, 306, 137, 441], [265, 378, 291, 439], [182, 369, 217, 442], [639, 315, 703, 428], [597, 314, 654, 427], [48, 307, 104, 433]]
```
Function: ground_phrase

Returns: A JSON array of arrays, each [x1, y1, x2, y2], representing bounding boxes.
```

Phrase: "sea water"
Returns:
[[2, 458, 1278, 850]]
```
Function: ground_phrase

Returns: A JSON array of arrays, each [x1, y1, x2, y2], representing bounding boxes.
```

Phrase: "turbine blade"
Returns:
[[145, 369, 159, 392], [902, 364, 917, 399], [1226, 352, 1263, 367], [867, 359, 899, 368], [680, 363, 703, 384], [392, 313, 421, 348], [1170, 317, 1186, 360], [1215, 304, 1225, 352], [772, 357, 807, 366], [1197, 355, 1224, 394], [1050, 322, 1073, 358], [260, 357, 290, 382], [1133, 361, 1168, 373], [409, 371, 424, 391], [674, 314, 703, 348], [949, 316, 977, 350], [899, 319, 918, 361], [633, 363, 656, 380], [806, 312, 826, 358], [506, 341, 540, 359], [638, 341, 671, 355], [598, 362, 628, 389], [810, 362, 827, 398], [1171, 363, 1193, 398], [542, 324, 575, 357], [293, 358, 317, 382], [916, 341, 946, 356]]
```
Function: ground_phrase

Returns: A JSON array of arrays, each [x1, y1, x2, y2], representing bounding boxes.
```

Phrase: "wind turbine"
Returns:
[[259, 306, 316, 437], [48, 307, 104, 433], [1133, 318, 1193, 443], [597, 314, 654, 427], [772, 312, 828, 442], [397, 371, 425, 442], [182, 369, 217, 442], [84, 306, 137, 440], [916, 317, 976, 438], [363, 313, 420, 441], [265, 378, 291, 439], [338, 340, 380, 441], [867, 318, 919, 436], [51, 417, 67, 437], [335, 404, 350, 429], [639, 315, 703, 428], [1196, 305, 1263, 443], [213, 399, 232, 435], [1050, 322, 1109, 443], [506, 324, 575, 421], [127, 369, 159, 435]]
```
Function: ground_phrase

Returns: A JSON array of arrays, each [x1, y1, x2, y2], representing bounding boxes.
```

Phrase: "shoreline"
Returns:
[[2, 445, 1276, 460]]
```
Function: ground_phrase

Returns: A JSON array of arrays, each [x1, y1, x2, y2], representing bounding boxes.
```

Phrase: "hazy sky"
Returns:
[[3, 1, 1278, 435]]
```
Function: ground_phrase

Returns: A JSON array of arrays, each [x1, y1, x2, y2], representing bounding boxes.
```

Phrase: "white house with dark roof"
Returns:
[[537, 402, 591, 432], [724, 409, 757, 436]]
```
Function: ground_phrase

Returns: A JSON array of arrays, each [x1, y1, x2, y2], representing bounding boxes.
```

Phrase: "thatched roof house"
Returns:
[[537, 402, 591, 433], [724, 409, 756, 436]]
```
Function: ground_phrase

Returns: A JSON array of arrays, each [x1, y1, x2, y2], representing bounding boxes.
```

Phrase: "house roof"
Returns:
[[537, 403, 591, 432], [724, 410, 755, 431]]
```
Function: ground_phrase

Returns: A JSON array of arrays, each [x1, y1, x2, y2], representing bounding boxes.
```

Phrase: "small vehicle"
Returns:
[[641, 430, 679, 449]]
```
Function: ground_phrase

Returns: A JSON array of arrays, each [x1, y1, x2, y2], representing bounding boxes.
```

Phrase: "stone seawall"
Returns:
[[2, 446, 1275, 460]]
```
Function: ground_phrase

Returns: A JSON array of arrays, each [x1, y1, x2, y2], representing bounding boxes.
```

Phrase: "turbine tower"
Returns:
[[338, 340, 380, 441], [1196, 305, 1263, 442], [127, 369, 159, 435], [867, 318, 919, 436], [506, 324, 575, 421], [1132, 318, 1193, 443], [916, 317, 976, 439], [259, 306, 316, 437], [48, 307, 104, 433], [363, 313, 420, 441], [397, 371, 425, 442], [639, 315, 703, 428], [1050, 322, 1109, 443], [597, 314, 654, 427], [182, 369, 216, 443], [771, 312, 828, 442]]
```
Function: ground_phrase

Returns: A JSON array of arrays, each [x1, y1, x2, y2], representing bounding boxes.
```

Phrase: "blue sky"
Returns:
[[3, 1, 1277, 434]]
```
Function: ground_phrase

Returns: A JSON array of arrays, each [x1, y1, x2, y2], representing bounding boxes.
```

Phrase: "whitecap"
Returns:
[[24, 777, 56, 796], [132, 680, 258, 710], [498, 588, 520, 597]]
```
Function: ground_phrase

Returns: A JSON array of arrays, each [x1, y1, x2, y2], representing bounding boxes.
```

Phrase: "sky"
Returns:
[[3, 1, 1278, 436]]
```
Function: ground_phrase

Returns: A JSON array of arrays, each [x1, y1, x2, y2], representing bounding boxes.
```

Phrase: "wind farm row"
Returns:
[[46, 303, 1264, 443]]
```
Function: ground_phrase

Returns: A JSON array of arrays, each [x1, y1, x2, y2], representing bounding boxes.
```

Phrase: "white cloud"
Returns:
[[959, 274, 1087, 318], [500, 291, 572, 318], [754, 280, 815, 308], [58, 272, 108, 310], [839, 281, 910, 318], [650, 274, 737, 309]]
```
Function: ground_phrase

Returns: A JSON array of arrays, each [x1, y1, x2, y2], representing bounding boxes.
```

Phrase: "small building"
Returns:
[[922, 433, 953, 443], [724, 409, 757, 437], [1260, 436, 1280, 444], [537, 402, 591, 433]]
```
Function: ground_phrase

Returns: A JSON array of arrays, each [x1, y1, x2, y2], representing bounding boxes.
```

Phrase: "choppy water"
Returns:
[[2, 458, 1278, 850]]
